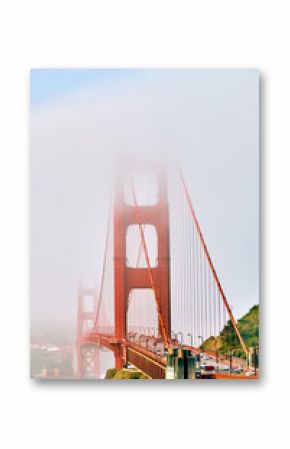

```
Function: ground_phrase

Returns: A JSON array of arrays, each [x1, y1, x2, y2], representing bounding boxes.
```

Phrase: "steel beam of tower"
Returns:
[[113, 164, 171, 368]]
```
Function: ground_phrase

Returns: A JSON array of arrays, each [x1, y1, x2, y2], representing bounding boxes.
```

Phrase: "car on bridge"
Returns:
[[233, 367, 243, 374], [246, 369, 257, 376]]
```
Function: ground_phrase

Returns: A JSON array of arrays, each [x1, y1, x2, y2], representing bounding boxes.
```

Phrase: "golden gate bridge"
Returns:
[[76, 162, 258, 379]]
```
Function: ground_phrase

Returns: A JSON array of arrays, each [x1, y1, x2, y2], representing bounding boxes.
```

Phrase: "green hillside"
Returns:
[[201, 304, 259, 358]]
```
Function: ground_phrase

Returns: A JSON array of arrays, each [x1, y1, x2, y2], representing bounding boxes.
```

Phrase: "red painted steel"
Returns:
[[129, 175, 169, 345], [76, 288, 100, 378], [126, 346, 166, 379], [114, 167, 171, 368]]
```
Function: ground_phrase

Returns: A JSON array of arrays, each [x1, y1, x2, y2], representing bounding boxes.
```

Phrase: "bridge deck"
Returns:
[[80, 332, 254, 379]]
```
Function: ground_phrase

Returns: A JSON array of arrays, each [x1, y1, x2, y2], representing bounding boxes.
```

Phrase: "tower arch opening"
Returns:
[[126, 224, 158, 268], [126, 288, 158, 335]]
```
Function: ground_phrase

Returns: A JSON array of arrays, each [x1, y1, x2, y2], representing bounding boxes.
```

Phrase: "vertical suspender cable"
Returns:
[[178, 169, 248, 354], [196, 233, 200, 345], [204, 253, 208, 339]]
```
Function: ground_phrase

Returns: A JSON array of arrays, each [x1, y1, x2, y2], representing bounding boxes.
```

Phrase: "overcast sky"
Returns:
[[30, 68, 259, 339]]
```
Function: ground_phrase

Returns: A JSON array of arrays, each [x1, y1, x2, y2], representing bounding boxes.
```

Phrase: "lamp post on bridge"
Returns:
[[177, 331, 184, 347], [136, 327, 144, 346], [132, 333, 138, 345], [198, 335, 204, 352], [143, 327, 150, 350], [215, 340, 220, 373], [145, 337, 150, 350], [139, 334, 145, 348], [127, 332, 132, 342], [187, 333, 193, 347], [150, 327, 157, 353], [171, 331, 177, 346]]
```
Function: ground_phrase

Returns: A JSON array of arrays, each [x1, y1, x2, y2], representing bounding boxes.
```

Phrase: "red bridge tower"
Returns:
[[113, 167, 171, 368]]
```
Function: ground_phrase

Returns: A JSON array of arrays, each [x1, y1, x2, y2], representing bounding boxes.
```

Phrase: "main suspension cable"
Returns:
[[93, 208, 111, 331]]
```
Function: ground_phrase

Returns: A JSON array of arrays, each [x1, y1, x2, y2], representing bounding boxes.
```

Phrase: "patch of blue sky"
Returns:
[[30, 68, 143, 107]]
